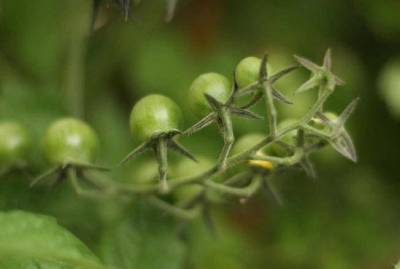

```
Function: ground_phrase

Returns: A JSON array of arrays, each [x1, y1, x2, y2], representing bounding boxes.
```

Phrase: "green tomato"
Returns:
[[189, 73, 232, 117], [130, 94, 183, 142], [0, 122, 30, 166], [235, 56, 271, 88], [42, 118, 99, 165]]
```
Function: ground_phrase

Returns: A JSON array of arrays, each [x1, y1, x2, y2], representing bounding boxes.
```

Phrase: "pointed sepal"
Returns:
[[259, 54, 269, 81], [300, 155, 317, 179], [295, 75, 321, 94], [230, 107, 263, 120], [31, 166, 61, 187], [169, 139, 198, 162], [269, 65, 299, 84], [294, 55, 321, 72], [329, 130, 357, 162], [204, 93, 224, 111], [262, 176, 284, 206], [271, 86, 293, 104], [119, 140, 151, 165], [183, 112, 217, 135]]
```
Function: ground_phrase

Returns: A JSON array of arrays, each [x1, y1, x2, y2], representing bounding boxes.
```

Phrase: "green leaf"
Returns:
[[0, 210, 105, 269], [100, 211, 185, 269]]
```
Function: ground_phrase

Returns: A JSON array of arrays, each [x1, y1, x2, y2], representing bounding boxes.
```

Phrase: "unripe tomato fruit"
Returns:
[[235, 56, 271, 88], [42, 118, 99, 165], [189, 73, 232, 116], [130, 94, 183, 142], [0, 122, 30, 166]]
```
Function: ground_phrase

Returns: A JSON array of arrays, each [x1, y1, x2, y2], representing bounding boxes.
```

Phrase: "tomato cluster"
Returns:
[[0, 50, 357, 220]]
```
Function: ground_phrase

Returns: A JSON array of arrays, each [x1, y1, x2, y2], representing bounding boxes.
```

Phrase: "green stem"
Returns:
[[301, 124, 330, 139], [204, 175, 262, 197], [262, 80, 277, 137], [217, 108, 234, 170], [68, 168, 109, 199], [222, 171, 253, 186], [301, 89, 331, 123], [147, 196, 200, 220], [62, 0, 91, 118], [254, 148, 303, 166], [64, 36, 86, 118], [156, 137, 169, 193]]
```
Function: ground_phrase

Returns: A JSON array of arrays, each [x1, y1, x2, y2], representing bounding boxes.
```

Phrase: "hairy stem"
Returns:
[[262, 80, 277, 137]]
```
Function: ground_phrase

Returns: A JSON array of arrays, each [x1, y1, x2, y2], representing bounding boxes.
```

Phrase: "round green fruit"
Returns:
[[130, 94, 183, 142], [235, 56, 271, 88], [0, 122, 30, 166], [189, 73, 232, 116], [42, 118, 99, 165]]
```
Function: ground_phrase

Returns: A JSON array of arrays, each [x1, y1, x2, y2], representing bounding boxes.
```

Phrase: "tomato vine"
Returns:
[[19, 49, 360, 221]]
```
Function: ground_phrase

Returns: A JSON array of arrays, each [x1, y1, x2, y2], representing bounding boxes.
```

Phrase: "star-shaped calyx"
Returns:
[[120, 130, 197, 192], [185, 79, 263, 170], [314, 97, 359, 162], [294, 48, 345, 94], [236, 55, 299, 109], [31, 162, 112, 199]]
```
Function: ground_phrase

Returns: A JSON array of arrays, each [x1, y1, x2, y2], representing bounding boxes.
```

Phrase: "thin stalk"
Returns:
[[217, 108, 234, 170], [301, 124, 330, 139], [262, 80, 278, 137], [62, 0, 91, 118], [204, 175, 262, 197], [301, 89, 331, 123], [147, 196, 200, 220], [64, 31, 86, 118], [156, 137, 169, 193], [68, 168, 108, 199]]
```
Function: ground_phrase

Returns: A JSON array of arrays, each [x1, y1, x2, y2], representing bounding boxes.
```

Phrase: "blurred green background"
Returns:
[[1, 0, 400, 268]]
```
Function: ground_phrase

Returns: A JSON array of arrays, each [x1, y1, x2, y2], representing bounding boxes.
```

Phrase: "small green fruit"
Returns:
[[235, 56, 271, 88], [129, 94, 183, 142], [189, 73, 232, 117], [42, 118, 99, 165], [0, 122, 30, 166]]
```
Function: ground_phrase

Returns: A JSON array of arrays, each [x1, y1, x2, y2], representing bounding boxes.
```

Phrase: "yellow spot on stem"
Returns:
[[248, 160, 273, 170]]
